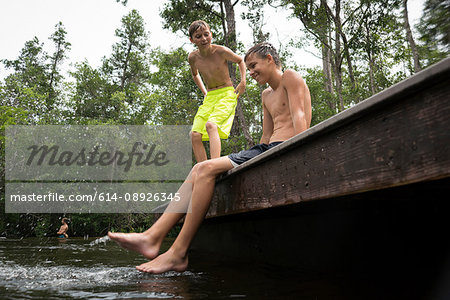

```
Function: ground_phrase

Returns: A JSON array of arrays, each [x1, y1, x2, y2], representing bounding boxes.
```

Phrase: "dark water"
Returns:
[[0, 237, 446, 299], [0, 237, 336, 300]]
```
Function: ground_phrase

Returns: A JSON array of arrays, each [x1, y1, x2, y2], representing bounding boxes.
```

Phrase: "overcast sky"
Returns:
[[0, 0, 425, 80]]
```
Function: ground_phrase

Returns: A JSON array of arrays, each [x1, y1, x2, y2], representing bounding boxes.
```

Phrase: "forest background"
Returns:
[[0, 0, 448, 237]]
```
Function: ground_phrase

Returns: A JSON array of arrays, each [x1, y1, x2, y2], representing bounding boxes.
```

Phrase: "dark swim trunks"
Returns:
[[228, 142, 283, 167], [57, 234, 65, 238]]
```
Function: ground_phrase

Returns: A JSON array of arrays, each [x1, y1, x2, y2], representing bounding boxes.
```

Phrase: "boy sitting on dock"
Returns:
[[188, 20, 246, 162], [108, 42, 312, 274]]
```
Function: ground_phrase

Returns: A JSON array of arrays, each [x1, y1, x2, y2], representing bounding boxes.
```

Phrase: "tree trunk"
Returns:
[[47, 41, 62, 110], [368, 51, 376, 95], [403, 0, 421, 72], [325, 30, 337, 112], [340, 32, 356, 91], [334, 0, 344, 111], [223, 0, 254, 148], [121, 43, 132, 90], [322, 44, 334, 94]]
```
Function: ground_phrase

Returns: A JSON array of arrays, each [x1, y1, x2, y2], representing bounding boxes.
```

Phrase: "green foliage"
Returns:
[[0, 213, 60, 237], [418, 0, 450, 51], [147, 47, 200, 125], [416, 0, 450, 67], [303, 66, 337, 125], [68, 61, 123, 123], [1, 22, 71, 124], [160, 0, 224, 41], [241, 0, 270, 44], [103, 10, 150, 90], [66, 10, 152, 125]]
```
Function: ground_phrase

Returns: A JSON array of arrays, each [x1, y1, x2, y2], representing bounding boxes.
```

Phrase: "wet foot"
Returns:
[[136, 249, 188, 274], [107, 231, 160, 260]]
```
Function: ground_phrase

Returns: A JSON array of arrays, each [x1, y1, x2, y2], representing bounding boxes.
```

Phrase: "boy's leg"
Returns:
[[206, 88, 237, 159], [190, 131, 207, 162], [136, 156, 234, 273], [205, 121, 221, 159], [108, 168, 196, 259]]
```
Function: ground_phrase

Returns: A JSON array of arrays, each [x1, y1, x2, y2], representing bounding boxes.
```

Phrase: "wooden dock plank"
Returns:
[[207, 57, 450, 218]]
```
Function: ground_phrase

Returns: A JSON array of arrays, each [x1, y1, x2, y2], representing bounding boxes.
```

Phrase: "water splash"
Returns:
[[89, 235, 110, 246]]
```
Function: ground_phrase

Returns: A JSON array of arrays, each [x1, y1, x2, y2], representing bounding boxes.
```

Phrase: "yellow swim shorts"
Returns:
[[192, 86, 237, 141]]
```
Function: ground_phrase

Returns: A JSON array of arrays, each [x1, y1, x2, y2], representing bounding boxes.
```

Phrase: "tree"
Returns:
[[279, 0, 364, 111], [0, 24, 71, 233], [102, 9, 151, 95], [68, 10, 151, 124], [347, 0, 406, 95], [2, 37, 49, 113], [69, 61, 123, 123], [416, 0, 450, 67], [145, 47, 200, 126], [402, 0, 421, 72], [48, 22, 72, 109], [277, 0, 431, 112], [1, 22, 70, 122]]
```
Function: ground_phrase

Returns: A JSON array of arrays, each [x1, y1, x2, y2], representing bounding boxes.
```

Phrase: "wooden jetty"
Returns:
[[190, 57, 450, 296]]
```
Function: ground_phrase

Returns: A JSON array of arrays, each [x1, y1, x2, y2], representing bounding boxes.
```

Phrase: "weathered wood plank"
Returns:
[[207, 57, 450, 218]]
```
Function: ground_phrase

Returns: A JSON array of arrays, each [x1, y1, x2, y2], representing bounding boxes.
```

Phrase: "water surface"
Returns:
[[0, 237, 426, 299]]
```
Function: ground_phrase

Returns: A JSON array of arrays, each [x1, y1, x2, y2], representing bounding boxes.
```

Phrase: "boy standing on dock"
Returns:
[[188, 20, 246, 162], [109, 42, 312, 274]]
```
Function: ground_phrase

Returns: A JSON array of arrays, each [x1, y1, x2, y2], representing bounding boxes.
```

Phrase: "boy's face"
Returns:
[[190, 26, 212, 48], [246, 53, 272, 85]]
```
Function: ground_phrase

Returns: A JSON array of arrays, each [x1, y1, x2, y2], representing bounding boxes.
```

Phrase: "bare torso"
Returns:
[[57, 224, 68, 236], [189, 45, 233, 91], [264, 71, 312, 143]]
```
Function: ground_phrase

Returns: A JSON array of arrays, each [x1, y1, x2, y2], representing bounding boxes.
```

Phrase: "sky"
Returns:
[[0, 0, 426, 81]]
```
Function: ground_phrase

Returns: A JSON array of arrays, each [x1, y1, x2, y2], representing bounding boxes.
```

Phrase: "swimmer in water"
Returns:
[[57, 217, 69, 239]]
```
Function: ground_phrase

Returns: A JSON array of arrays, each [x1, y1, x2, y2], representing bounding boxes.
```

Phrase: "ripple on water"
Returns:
[[0, 260, 202, 292], [0, 238, 206, 299], [59, 290, 182, 299], [0, 262, 137, 290], [88, 235, 110, 246]]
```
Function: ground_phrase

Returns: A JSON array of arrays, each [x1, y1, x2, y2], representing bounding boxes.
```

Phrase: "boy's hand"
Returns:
[[235, 81, 246, 98]]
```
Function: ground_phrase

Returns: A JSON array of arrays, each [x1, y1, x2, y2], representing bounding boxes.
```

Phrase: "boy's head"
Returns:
[[245, 42, 282, 85], [244, 42, 281, 69], [189, 20, 210, 39]]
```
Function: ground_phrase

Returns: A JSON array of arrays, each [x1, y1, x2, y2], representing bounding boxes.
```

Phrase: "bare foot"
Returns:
[[107, 231, 160, 259], [136, 249, 188, 274]]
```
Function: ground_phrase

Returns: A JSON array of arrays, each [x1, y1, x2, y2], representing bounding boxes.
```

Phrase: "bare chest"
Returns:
[[265, 88, 290, 119], [194, 53, 227, 76]]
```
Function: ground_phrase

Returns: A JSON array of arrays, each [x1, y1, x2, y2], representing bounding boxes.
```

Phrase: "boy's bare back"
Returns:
[[188, 44, 233, 91]]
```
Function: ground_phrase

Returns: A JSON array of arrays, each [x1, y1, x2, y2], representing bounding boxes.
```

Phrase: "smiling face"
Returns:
[[190, 26, 212, 49], [245, 53, 273, 85]]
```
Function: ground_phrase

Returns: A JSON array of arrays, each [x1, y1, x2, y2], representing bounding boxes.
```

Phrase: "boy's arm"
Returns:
[[235, 59, 246, 97], [260, 90, 274, 144], [283, 70, 308, 135], [188, 53, 207, 96], [219, 46, 246, 97]]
